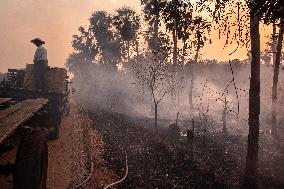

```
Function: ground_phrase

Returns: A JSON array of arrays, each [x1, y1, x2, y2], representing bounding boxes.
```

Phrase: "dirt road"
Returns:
[[47, 101, 92, 189], [48, 101, 118, 189]]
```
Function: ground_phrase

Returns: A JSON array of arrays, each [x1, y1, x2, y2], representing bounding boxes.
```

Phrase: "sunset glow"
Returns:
[[0, 0, 271, 72]]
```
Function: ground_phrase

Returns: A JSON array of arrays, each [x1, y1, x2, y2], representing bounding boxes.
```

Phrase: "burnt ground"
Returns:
[[90, 111, 232, 189], [88, 110, 284, 189]]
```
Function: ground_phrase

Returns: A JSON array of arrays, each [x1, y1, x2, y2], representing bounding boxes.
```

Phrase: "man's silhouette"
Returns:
[[31, 38, 48, 91]]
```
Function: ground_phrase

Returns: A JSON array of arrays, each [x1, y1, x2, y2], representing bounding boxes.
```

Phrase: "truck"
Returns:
[[0, 65, 69, 189]]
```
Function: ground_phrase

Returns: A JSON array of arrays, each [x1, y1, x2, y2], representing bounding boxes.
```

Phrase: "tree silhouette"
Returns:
[[145, 31, 172, 56], [89, 11, 122, 69], [176, 3, 193, 64], [66, 26, 98, 78], [243, 3, 283, 186], [141, 0, 166, 52], [66, 52, 86, 78], [188, 16, 211, 110], [200, 0, 265, 188], [113, 7, 141, 63], [162, 0, 192, 68], [271, 19, 284, 137], [135, 52, 179, 134]]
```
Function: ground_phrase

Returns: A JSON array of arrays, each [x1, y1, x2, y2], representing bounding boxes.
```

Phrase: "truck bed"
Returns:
[[0, 98, 48, 144]]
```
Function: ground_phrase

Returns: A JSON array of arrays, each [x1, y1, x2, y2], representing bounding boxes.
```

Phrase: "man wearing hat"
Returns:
[[31, 38, 48, 91]]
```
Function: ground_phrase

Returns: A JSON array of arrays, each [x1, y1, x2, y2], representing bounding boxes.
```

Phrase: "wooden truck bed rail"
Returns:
[[0, 98, 48, 144], [0, 98, 11, 105]]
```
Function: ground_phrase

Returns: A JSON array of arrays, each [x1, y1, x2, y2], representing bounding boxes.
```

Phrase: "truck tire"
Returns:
[[13, 128, 48, 189]]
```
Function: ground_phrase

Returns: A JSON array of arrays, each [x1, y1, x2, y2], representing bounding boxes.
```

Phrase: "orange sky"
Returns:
[[0, 0, 272, 73]]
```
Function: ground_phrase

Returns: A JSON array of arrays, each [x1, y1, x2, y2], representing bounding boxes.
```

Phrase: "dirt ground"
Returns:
[[47, 101, 91, 189], [48, 101, 117, 189], [0, 101, 116, 189]]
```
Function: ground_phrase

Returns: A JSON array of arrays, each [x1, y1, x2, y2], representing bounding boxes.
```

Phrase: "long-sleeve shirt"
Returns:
[[33, 45, 48, 63]]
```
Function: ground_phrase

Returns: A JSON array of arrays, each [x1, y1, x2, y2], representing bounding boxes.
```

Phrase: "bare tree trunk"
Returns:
[[155, 103, 158, 134], [222, 92, 228, 134], [189, 44, 200, 111], [192, 119, 195, 134], [153, 12, 159, 135], [177, 90, 180, 109], [195, 46, 200, 65], [136, 40, 139, 64], [173, 30, 178, 67], [153, 13, 159, 52], [127, 41, 130, 62], [189, 79, 193, 109], [182, 39, 186, 64], [272, 22, 277, 66], [171, 29, 178, 101], [271, 19, 284, 136], [243, 8, 260, 189], [172, 3, 178, 67]]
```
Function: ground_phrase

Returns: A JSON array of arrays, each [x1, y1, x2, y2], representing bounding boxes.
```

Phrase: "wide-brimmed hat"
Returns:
[[31, 38, 45, 45]]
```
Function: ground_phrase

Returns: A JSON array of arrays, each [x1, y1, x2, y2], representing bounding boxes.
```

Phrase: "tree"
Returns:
[[176, 3, 193, 64], [145, 31, 172, 56], [141, 0, 167, 52], [89, 11, 122, 69], [254, 1, 284, 137], [222, 90, 229, 134], [113, 7, 141, 62], [188, 16, 211, 110], [135, 52, 179, 134], [162, 0, 192, 67], [271, 19, 284, 136], [66, 53, 86, 77], [66, 26, 99, 78], [200, 0, 284, 187], [272, 22, 277, 66], [244, 1, 284, 187], [244, 9, 261, 184]]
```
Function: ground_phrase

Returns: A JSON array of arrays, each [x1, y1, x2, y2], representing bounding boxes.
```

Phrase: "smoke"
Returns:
[[70, 57, 284, 135], [72, 63, 150, 117]]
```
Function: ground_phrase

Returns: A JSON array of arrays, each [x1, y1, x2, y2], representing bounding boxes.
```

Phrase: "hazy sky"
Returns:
[[0, 0, 271, 72]]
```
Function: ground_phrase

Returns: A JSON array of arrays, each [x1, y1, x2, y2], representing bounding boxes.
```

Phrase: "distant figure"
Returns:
[[31, 38, 48, 91]]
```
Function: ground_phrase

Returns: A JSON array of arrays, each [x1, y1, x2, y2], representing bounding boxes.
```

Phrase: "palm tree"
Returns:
[[162, 0, 180, 67], [113, 7, 141, 62], [176, 2, 193, 64], [141, 0, 166, 52], [89, 11, 121, 68]]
